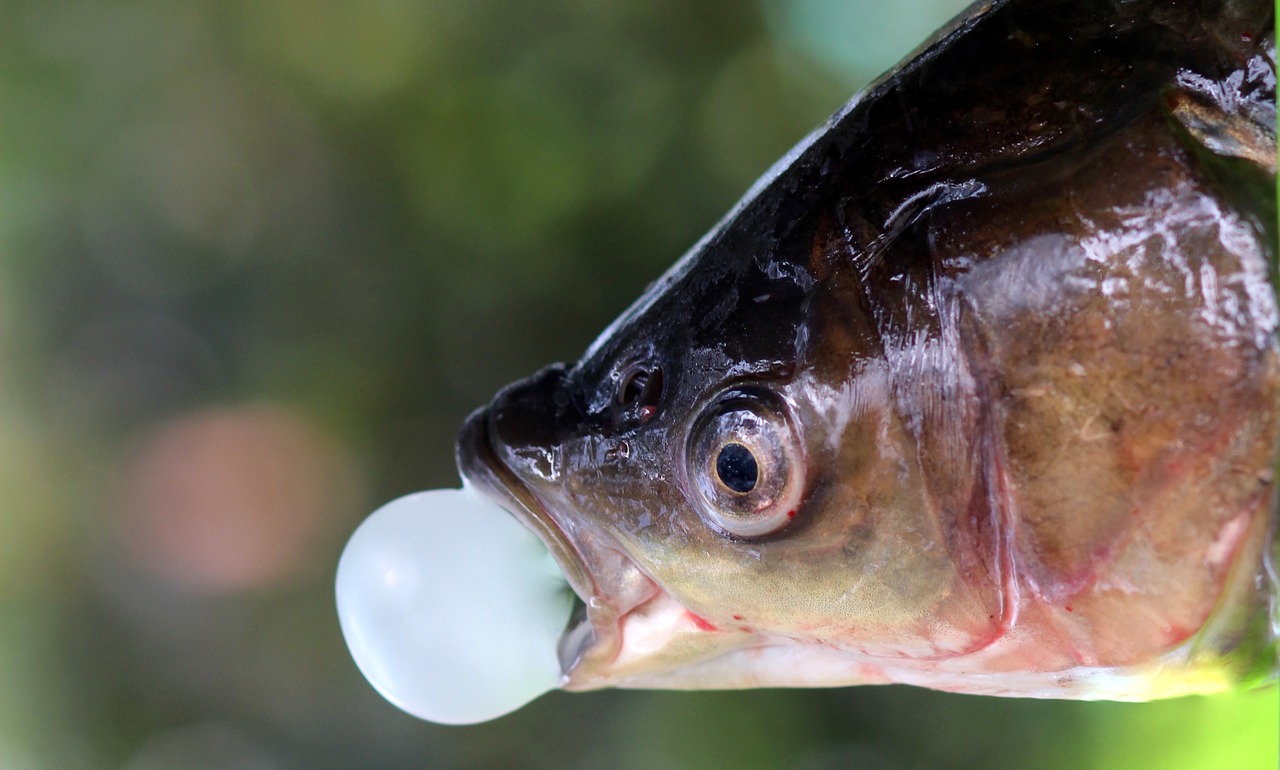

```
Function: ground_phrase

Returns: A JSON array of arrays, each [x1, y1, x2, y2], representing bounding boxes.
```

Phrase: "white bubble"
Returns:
[[336, 488, 571, 725]]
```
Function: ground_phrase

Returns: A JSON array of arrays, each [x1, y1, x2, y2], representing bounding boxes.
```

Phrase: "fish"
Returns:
[[455, 0, 1279, 700]]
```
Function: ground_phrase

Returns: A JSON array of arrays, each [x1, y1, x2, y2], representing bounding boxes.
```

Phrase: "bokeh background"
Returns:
[[0, 0, 1276, 767]]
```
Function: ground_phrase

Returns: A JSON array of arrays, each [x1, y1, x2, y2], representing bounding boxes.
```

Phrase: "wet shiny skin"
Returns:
[[458, 0, 1279, 698]]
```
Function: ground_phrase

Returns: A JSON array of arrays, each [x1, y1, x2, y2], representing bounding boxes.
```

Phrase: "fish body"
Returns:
[[458, 0, 1279, 699]]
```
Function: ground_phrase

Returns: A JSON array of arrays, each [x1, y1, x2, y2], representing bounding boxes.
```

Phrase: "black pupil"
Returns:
[[715, 443, 758, 493]]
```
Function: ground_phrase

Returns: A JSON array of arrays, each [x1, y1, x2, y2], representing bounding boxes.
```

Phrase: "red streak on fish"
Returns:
[[685, 612, 717, 632]]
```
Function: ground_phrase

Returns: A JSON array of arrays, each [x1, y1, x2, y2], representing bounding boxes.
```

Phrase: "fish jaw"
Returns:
[[457, 397, 761, 690]]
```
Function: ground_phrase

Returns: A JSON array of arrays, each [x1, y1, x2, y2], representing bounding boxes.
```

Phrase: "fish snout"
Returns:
[[481, 363, 577, 483], [455, 366, 595, 601]]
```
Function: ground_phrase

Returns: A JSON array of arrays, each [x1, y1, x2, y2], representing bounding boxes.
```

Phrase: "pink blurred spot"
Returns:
[[119, 405, 350, 592]]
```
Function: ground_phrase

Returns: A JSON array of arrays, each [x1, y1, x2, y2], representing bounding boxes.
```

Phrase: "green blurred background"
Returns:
[[0, 0, 1275, 767]]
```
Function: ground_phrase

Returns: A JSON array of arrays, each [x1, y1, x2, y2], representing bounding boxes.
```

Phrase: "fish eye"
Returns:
[[686, 390, 804, 538]]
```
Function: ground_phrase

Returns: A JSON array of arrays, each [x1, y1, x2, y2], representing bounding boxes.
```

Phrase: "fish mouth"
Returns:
[[457, 406, 593, 600], [457, 406, 667, 689]]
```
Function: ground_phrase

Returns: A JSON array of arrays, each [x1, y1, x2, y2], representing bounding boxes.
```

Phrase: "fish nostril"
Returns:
[[612, 362, 664, 426]]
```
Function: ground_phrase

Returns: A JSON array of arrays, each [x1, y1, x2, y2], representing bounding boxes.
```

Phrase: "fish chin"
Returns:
[[555, 574, 777, 692]]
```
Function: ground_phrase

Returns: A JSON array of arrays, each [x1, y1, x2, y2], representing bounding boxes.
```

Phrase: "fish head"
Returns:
[[457, 191, 1005, 691]]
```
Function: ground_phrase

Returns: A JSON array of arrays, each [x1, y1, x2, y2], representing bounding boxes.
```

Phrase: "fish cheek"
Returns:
[[777, 396, 987, 654], [583, 406, 964, 655]]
